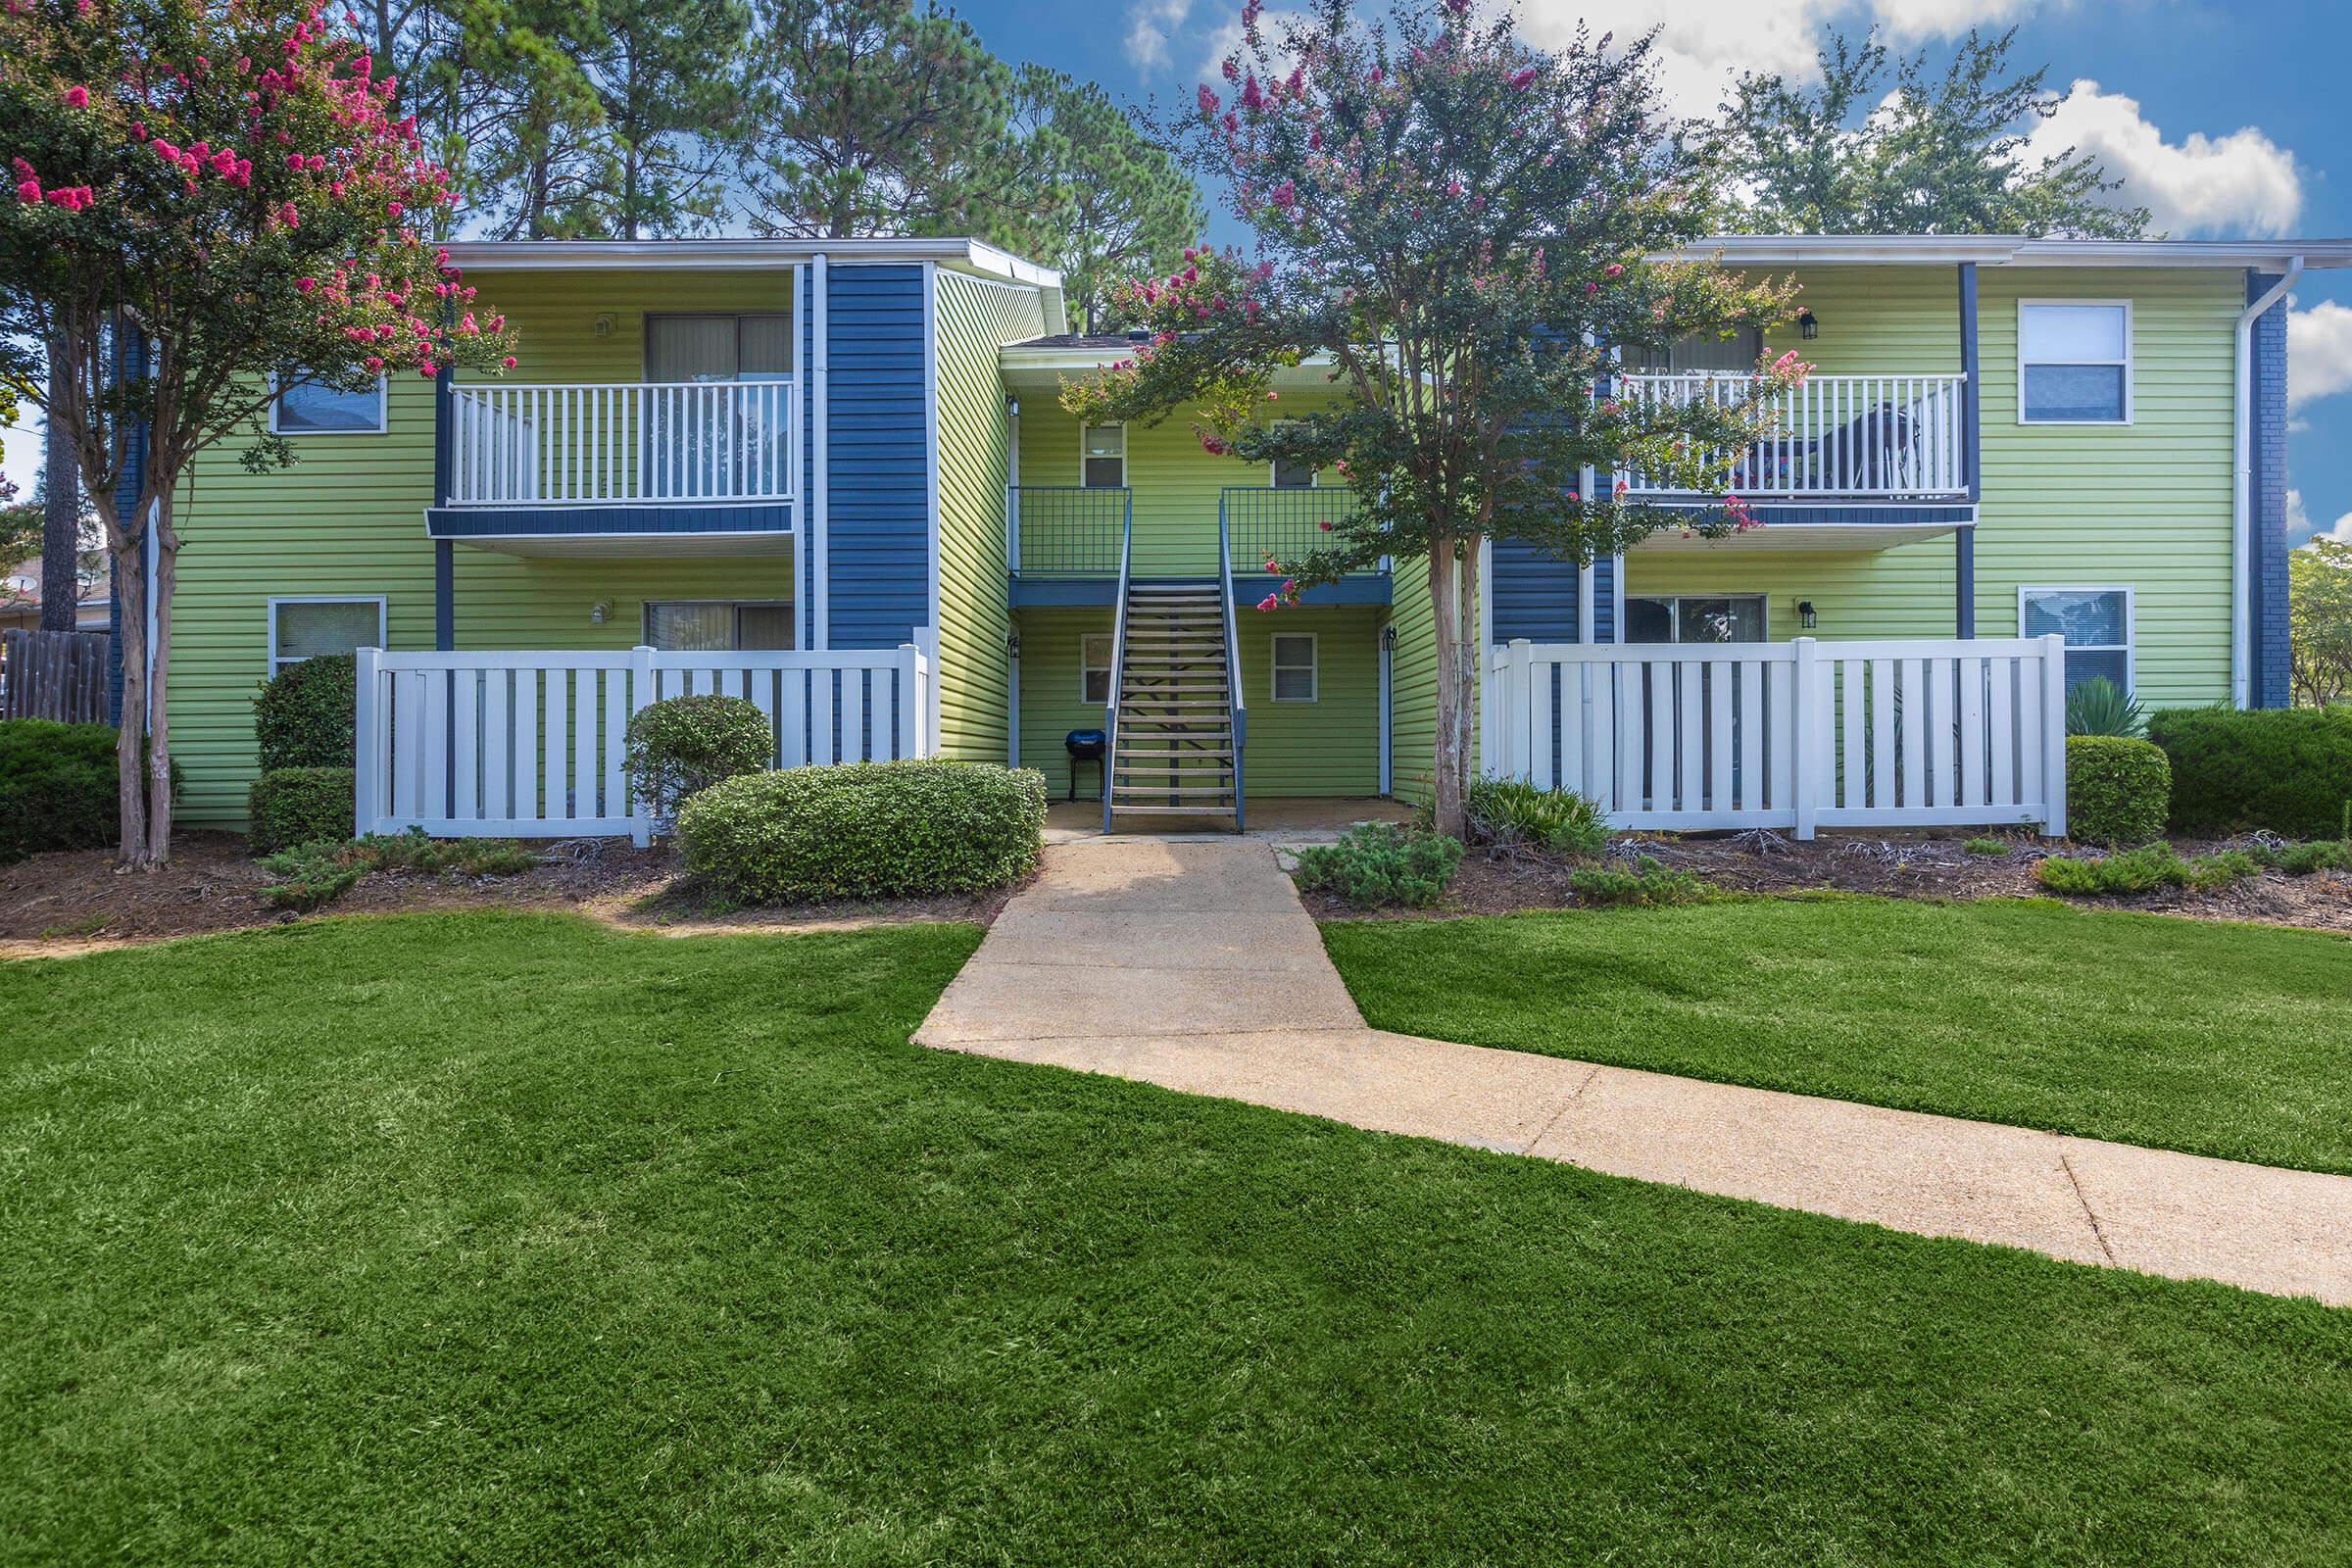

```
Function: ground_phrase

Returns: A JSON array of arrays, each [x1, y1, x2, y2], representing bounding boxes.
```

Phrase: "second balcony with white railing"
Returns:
[[1613, 372, 1969, 502], [446, 380, 801, 509]]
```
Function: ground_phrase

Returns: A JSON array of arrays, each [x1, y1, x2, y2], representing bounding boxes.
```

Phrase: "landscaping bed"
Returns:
[[1299, 829, 2352, 933]]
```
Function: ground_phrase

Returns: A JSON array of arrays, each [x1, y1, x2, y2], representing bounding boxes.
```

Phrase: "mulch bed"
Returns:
[[1303, 830, 2352, 934], [0, 831, 1010, 955]]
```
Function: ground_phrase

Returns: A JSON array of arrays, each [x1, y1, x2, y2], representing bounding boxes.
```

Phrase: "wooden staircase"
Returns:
[[1107, 578, 1240, 825]]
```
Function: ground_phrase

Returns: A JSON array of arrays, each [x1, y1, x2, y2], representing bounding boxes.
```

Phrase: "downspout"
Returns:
[[2233, 258, 2301, 708], [1006, 396, 1020, 768], [811, 251, 830, 651]]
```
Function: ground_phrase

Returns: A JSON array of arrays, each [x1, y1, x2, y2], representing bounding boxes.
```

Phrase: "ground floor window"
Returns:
[[268, 596, 385, 674], [1271, 632, 1318, 702], [1080, 632, 1114, 704], [1624, 594, 1767, 645], [2020, 586, 2132, 692], [642, 601, 795, 652]]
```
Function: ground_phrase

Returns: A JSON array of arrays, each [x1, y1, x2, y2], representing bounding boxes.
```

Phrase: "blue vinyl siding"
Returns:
[[825, 264, 932, 649], [1492, 540, 1613, 642]]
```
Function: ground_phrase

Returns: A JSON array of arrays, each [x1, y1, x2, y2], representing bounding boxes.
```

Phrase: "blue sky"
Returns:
[[7, 0, 2348, 545]]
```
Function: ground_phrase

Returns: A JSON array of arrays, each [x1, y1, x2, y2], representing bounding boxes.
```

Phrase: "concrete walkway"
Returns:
[[916, 838, 2352, 1306]]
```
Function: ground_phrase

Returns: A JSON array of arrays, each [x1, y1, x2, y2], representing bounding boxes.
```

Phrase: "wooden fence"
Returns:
[[1482, 635, 2068, 838], [0, 628, 110, 724], [356, 644, 933, 843]]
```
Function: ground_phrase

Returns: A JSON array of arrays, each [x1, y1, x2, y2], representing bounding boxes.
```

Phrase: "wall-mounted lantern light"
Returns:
[[590, 600, 611, 625], [1797, 311, 1819, 340], [1006, 632, 1021, 659], [1797, 600, 1818, 630], [593, 314, 615, 339], [1381, 624, 1398, 651]]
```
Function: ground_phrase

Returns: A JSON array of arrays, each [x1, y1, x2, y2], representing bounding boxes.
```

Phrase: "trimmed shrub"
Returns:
[[0, 719, 178, 863], [678, 760, 1046, 904], [254, 653, 357, 771], [2034, 844, 2260, 897], [1568, 854, 1711, 906], [259, 828, 538, 912], [2066, 735, 2171, 848], [2254, 839, 2352, 875], [625, 695, 772, 826], [1464, 778, 1608, 858], [1293, 823, 1463, 908], [248, 766, 357, 855], [2145, 706, 2352, 841]]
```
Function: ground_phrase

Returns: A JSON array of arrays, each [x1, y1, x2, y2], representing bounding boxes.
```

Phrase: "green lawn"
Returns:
[[1324, 895, 2352, 1174], [4, 911, 2349, 1566]]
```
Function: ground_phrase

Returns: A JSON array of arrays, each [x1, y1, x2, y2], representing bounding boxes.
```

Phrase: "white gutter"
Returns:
[[2232, 257, 2301, 708]]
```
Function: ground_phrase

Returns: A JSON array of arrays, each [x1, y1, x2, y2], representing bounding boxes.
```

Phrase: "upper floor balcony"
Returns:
[[1614, 372, 1970, 502], [1007, 485, 1390, 606]]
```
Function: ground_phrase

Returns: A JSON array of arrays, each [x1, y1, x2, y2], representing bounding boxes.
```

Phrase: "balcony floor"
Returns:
[[428, 503, 796, 557]]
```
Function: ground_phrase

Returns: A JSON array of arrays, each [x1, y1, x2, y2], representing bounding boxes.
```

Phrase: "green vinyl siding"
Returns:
[[1387, 560, 1438, 805], [933, 270, 1044, 764], [168, 268, 802, 827]]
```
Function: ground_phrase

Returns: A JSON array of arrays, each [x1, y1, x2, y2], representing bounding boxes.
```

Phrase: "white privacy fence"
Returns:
[[356, 645, 931, 842], [1483, 636, 2067, 837], [1614, 373, 1968, 500], [446, 380, 800, 507]]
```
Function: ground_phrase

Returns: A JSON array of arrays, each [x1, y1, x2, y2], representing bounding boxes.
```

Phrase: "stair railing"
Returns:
[[1218, 492, 1248, 832], [1102, 488, 1135, 832]]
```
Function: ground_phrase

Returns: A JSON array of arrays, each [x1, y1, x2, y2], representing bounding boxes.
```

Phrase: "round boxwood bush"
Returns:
[[248, 766, 357, 856], [254, 653, 357, 772], [678, 760, 1046, 903], [0, 719, 177, 863], [2144, 705, 2352, 841], [2066, 734, 2171, 848], [625, 695, 772, 826]]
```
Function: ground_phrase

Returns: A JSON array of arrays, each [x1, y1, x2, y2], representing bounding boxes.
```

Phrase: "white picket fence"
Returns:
[[1482, 636, 2067, 837], [355, 644, 932, 843]]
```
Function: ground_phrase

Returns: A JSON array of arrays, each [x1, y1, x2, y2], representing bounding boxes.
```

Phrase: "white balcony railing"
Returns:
[[447, 380, 800, 509], [1615, 372, 1968, 500]]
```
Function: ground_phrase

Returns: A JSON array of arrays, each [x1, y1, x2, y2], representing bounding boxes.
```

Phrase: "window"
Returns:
[[2019, 302, 2131, 423], [1081, 424, 1126, 488], [1080, 633, 1114, 704], [2020, 587, 2132, 693], [269, 596, 385, 674], [1271, 633, 1317, 702], [1269, 420, 1315, 488], [1633, 329, 1762, 375], [643, 601, 795, 651], [644, 314, 794, 381], [270, 373, 387, 434], [1624, 594, 1767, 645]]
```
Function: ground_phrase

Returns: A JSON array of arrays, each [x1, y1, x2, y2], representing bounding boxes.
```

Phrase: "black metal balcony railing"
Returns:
[[1009, 486, 1128, 577], [1220, 486, 1386, 577], [1007, 484, 1390, 581]]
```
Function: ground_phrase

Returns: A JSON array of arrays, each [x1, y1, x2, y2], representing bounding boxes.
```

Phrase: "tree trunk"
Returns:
[[110, 523, 151, 867], [144, 494, 176, 866], [1428, 538, 1466, 838], [40, 339, 78, 632]]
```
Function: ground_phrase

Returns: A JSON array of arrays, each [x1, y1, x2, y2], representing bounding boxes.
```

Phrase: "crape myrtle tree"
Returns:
[[0, 0, 515, 868], [1064, 0, 1805, 835]]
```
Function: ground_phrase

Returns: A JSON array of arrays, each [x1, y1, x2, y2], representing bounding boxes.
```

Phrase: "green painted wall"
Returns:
[[932, 270, 1043, 764], [169, 267, 803, 826], [1014, 604, 1384, 800]]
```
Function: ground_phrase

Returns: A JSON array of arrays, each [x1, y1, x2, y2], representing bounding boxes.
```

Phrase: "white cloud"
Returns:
[[2025, 80, 2301, 237], [2289, 300, 2352, 412], [1126, 0, 1193, 71], [2291, 489, 2352, 549]]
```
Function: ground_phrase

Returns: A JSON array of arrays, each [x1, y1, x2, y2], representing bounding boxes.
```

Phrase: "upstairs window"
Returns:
[[1269, 419, 1315, 488], [269, 596, 384, 675], [271, 372, 387, 435], [2021, 587, 2132, 693], [1632, 329, 1762, 375], [1081, 424, 1126, 488], [643, 601, 795, 651], [2019, 302, 2131, 423]]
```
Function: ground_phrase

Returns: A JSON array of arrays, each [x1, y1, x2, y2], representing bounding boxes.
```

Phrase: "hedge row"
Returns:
[[2144, 706, 2352, 841]]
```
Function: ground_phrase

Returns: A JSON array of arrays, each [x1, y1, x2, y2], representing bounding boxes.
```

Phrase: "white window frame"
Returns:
[[1079, 422, 1127, 489], [641, 600, 797, 651], [2016, 300, 2133, 426], [1622, 593, 1769, 644], [1268, 418, 1316, 489], [1270, 631, 1318, 703], [268, 371, 389, 436], [1080, 632, 1114, 704], [2019, 584, 2135, 693], [267, 594, 386, 675]]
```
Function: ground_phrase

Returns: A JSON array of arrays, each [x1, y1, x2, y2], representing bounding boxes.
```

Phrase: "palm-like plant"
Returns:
[[2065, 675, 2144, 737]]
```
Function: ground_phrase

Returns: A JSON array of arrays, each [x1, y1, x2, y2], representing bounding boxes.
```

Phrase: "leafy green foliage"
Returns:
[[0, 718, 173, 863], [1293, 823, 1463, 908], [2251, 839, 2352, 875], [258, 829, 538, 912], [2290, 536, 2352, 709], [678, 760, 1045, 903], [2064, 674, 2145, 737], [247, 767, 357, 857], [1464, 778, 1608, 858], [1566, 855, 1711, 906], [2145, 706, 2352, 840], [252, 654, 357, 772], [624, 695, 773, 825], [1710, 28, 2146, 239], [2034, 845, 2261, 897], [2065, 735, 2171, 848], [1962, 837, 2010, 857]]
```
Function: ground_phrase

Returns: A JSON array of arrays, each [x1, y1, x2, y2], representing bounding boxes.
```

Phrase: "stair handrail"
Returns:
[[1218, 491, 1248, 832], [1102, 488, 1135, 832]]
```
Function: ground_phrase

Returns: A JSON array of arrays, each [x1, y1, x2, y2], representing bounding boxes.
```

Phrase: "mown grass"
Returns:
[[3, 909, 2348, 1566], [1324, 894, 2352, 1174]]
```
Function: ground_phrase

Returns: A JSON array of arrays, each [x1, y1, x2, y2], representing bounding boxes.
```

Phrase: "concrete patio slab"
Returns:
[[917, 835, 2352, 1306]]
